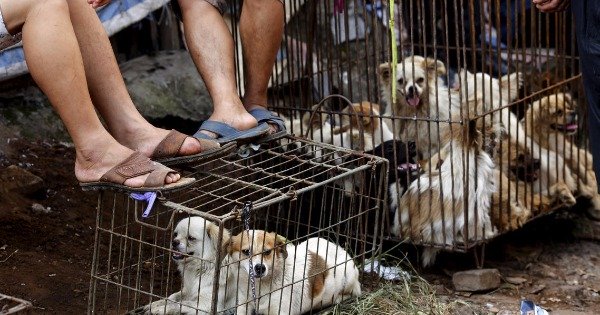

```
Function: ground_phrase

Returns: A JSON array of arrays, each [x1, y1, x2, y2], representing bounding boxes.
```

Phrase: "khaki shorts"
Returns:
[[171, 0, 229, 20]]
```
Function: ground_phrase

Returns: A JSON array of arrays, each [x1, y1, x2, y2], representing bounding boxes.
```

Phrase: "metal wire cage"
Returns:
[[260, 0, 592, 266], [0, 293, 32, 314], [88, 138, 387, 314]]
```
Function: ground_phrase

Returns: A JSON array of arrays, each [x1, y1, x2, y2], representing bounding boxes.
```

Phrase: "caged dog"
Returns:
[[230, 230, 361, 315], [140, 217, 236, 315], [391, 110, 501, 267], [459, 69, 577, 208], [378, 55, 460, 159], [458, 69, 575, 230], [524, 93, 600, 215]]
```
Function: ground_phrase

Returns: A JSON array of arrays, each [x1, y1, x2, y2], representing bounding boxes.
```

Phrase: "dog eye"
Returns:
[[263, 249, 272, 255], [187, 236, 196, 241], [241, 249, 251, 256], [173, 232, 178, 237], [416, 78, 425, 84], [555, 110, 564, 115], [398, 78, 404, 85]]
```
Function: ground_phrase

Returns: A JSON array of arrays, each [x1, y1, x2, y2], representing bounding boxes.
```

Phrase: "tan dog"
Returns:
[[524, 93, 600, 212], [338, 101, 394, 152], [230, 230, 361, 315], [379, 56, 460, 159]]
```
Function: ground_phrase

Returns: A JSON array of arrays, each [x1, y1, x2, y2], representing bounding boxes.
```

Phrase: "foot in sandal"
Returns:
[[115, 126, 235, 166], [75, 140, 192, 192]]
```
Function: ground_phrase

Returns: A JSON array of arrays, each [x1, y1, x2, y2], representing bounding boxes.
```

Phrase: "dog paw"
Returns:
[[557, 188, 577, 208]]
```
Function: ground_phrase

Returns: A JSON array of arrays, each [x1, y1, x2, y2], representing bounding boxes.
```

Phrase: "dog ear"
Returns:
[[206, 222, 230, 255], [378, 63, 391, 84], [423, 57, 446, 77], [500, 72, 523, 102], [275, 234, 288, 259]]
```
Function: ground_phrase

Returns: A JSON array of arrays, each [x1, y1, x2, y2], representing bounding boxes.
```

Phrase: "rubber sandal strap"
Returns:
[[248, 108, 286, 132], [193, 120, 241, 139]]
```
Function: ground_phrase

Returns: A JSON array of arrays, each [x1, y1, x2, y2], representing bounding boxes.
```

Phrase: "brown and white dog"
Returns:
[[391, 111, 501, 267], [142, 217, 236, 314], [379, 56, 460, 159], [524, 93, 600, 211], [230, 230, 361, 315], [458, 70, 576, 230]]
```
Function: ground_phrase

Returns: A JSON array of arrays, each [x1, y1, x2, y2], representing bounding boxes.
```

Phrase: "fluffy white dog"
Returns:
[[142, 217, 236, 314]]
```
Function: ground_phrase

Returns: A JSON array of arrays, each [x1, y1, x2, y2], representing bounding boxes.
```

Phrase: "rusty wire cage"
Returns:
[[259, 0, 593, 267], [88, 138, 387, 314], [0, 293, 32, 314]]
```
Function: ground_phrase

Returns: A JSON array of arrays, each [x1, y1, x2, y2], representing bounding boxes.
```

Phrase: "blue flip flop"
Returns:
[[193, 120, 269, 145], [248, 108, 288, 143]]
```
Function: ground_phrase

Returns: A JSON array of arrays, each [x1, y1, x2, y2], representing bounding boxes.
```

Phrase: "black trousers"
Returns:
[[573, 0, 600, 191]]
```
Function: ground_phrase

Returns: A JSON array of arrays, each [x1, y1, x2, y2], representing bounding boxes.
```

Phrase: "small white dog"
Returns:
[[230, 230, 361, 315], [142, 217, 236, 314], [379, 56, 461, 159]]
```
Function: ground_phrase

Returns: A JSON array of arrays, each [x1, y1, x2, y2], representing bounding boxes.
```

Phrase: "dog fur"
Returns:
[[379, 56, 460, 159], [142, 217, 235, 315], [391, 112, 501, 267], [524, 93, 600, 210], [230, 230, 361, 315]]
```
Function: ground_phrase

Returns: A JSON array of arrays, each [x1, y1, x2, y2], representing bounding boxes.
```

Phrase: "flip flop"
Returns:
[[193, 120, 269, 145], [151, 129, 236, 166], [248, 108, 288, 143], [80, 152, 195, 193]]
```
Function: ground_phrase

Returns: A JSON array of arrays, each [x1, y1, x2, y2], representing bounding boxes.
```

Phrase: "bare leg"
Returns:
[[64, 0, 204, 157], [0, 0, 179, 185], [177, 0, 257, 138], [240, 0, 284, 132]]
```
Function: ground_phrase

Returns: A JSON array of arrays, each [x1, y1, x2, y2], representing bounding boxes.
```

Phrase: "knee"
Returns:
[[177, 0, 218, 14], [243, 0, 281, 10], [33, 0, 70, 16]]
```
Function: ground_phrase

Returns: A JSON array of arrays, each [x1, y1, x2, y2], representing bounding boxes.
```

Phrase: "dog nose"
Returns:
[[254, 264, 266, 277], [172, 239, 180, 248], [407, 86, 415, 95]]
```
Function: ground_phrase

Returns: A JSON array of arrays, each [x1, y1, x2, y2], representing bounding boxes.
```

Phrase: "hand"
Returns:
[[532, 0, 570, 13], [87, 0, 112, 9]]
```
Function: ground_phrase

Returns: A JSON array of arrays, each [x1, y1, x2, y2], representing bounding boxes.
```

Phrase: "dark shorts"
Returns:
[[171, 0, 229, 20]]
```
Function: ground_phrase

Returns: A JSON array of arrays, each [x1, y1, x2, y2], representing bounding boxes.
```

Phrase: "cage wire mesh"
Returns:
[[88, 0, 594, 312], [264, 0, 591, 267], [0, 293, 32, 314], [88, 138, 387, 314]]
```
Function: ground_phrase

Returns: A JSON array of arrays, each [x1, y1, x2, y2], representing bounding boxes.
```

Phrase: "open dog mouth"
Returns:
[[551, 123, 578, 134], [405, 94, 420, 107], [172, 251, 193, 260]]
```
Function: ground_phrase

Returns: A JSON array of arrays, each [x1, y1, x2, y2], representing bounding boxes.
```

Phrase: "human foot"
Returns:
[[246, 105, 287, 138], [75, 140, 181, 189], [197, 111, 258, 139]]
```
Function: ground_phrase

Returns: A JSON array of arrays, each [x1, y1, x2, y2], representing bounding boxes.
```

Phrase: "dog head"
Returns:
[[530, 93, 578, 136], [171, 217, 230, 268], [459, 69, 523, 105], [379, 56, 446, 110], [498, 137, 541, 182], [229, 230, 288, 280], [341, 101, 381, 134]]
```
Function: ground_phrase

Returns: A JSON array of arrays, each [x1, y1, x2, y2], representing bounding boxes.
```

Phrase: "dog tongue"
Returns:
[[407, 96, 420, 107], [566, 124, 578, 131]]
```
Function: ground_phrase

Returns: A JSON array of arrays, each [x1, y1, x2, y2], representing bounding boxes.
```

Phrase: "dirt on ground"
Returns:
[[1, 137, 600, 314]]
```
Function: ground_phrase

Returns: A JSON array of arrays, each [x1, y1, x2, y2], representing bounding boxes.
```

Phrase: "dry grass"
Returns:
[[322, 278, 466, 315]]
